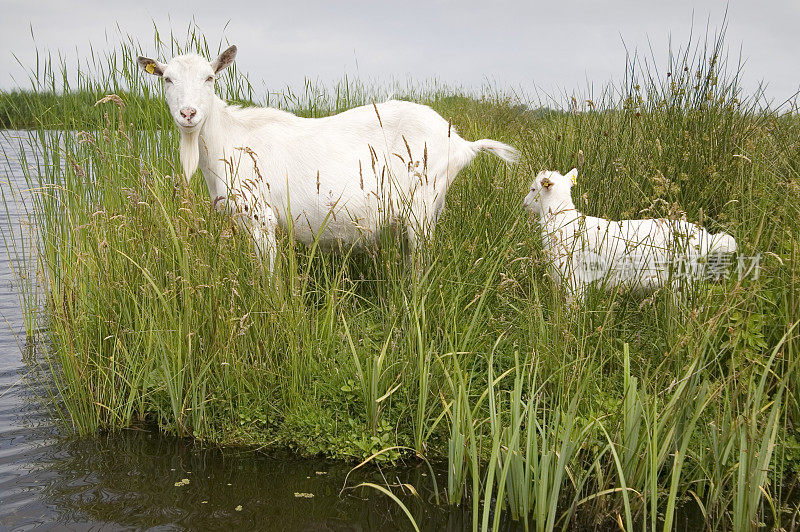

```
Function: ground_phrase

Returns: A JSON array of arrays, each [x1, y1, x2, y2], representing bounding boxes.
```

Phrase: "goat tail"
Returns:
[[710, 232, 737, 254], [471, 139, 520, 164]]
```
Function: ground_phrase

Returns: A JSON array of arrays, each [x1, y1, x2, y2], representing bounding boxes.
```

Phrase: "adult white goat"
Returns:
[[138, 46, 518, 272], [523, 169, 737, 301]]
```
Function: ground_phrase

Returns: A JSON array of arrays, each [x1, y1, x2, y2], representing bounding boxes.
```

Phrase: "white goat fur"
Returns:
[[137, 46, 518, 271], [523, 169, 737, 299]]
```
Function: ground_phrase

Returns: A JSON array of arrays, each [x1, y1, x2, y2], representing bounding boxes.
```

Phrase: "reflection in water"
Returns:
[[36, 428, 469, 531]]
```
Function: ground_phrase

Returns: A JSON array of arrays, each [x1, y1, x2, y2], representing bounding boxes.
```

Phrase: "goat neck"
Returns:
[[189, 95, 231, 202], [540, 196, 579, 228]]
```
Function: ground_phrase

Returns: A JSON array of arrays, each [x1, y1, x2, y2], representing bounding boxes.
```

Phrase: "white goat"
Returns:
[[137, 46, 518, 271], [523, 169, 737, 300]]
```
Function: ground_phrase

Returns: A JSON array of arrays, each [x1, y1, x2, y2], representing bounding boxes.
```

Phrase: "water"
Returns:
[[0, 130, 471, 531]]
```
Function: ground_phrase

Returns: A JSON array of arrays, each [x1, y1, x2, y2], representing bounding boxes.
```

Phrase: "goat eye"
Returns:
[[206, 76, 214, 82], [163, 77, 172, 84]]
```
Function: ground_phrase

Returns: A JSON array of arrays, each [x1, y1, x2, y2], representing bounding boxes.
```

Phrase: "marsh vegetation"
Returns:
[[3, 28, 799, 530]]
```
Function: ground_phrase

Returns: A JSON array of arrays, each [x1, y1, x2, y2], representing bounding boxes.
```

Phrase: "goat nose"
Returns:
[[180, 107, 197, 119]]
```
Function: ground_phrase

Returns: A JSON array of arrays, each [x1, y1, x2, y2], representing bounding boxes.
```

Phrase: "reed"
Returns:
[[3, 23, 798, 530]]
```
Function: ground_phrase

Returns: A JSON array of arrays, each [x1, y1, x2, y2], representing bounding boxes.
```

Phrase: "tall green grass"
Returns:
[[3, 25, 798, 530]]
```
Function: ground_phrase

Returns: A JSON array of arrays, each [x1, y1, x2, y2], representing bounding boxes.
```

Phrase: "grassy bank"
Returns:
[[4, 29, 799, 530]]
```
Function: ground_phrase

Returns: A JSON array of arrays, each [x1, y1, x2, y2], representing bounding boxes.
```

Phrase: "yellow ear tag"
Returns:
[[145, 62, 156, 75], [571, 175, 577, 186]]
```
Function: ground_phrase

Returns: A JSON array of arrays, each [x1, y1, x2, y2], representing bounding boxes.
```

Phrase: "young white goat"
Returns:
[[523, 169, 737, 300], [138, 46, 518, 272]]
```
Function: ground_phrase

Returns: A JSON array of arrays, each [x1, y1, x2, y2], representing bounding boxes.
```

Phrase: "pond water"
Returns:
[[0, 130, 477, 531]]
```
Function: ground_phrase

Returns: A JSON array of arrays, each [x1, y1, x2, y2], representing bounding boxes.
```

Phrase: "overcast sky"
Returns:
[[2, 1, 798, 107]]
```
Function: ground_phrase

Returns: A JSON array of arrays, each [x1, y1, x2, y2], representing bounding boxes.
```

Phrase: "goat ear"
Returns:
[[211, 45, 237, 74], [565, 168, 578, 187], [137, 56, 165, 77]]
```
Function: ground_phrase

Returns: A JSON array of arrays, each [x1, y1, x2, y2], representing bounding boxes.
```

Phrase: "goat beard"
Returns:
[[180, 129, 200, 183]]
